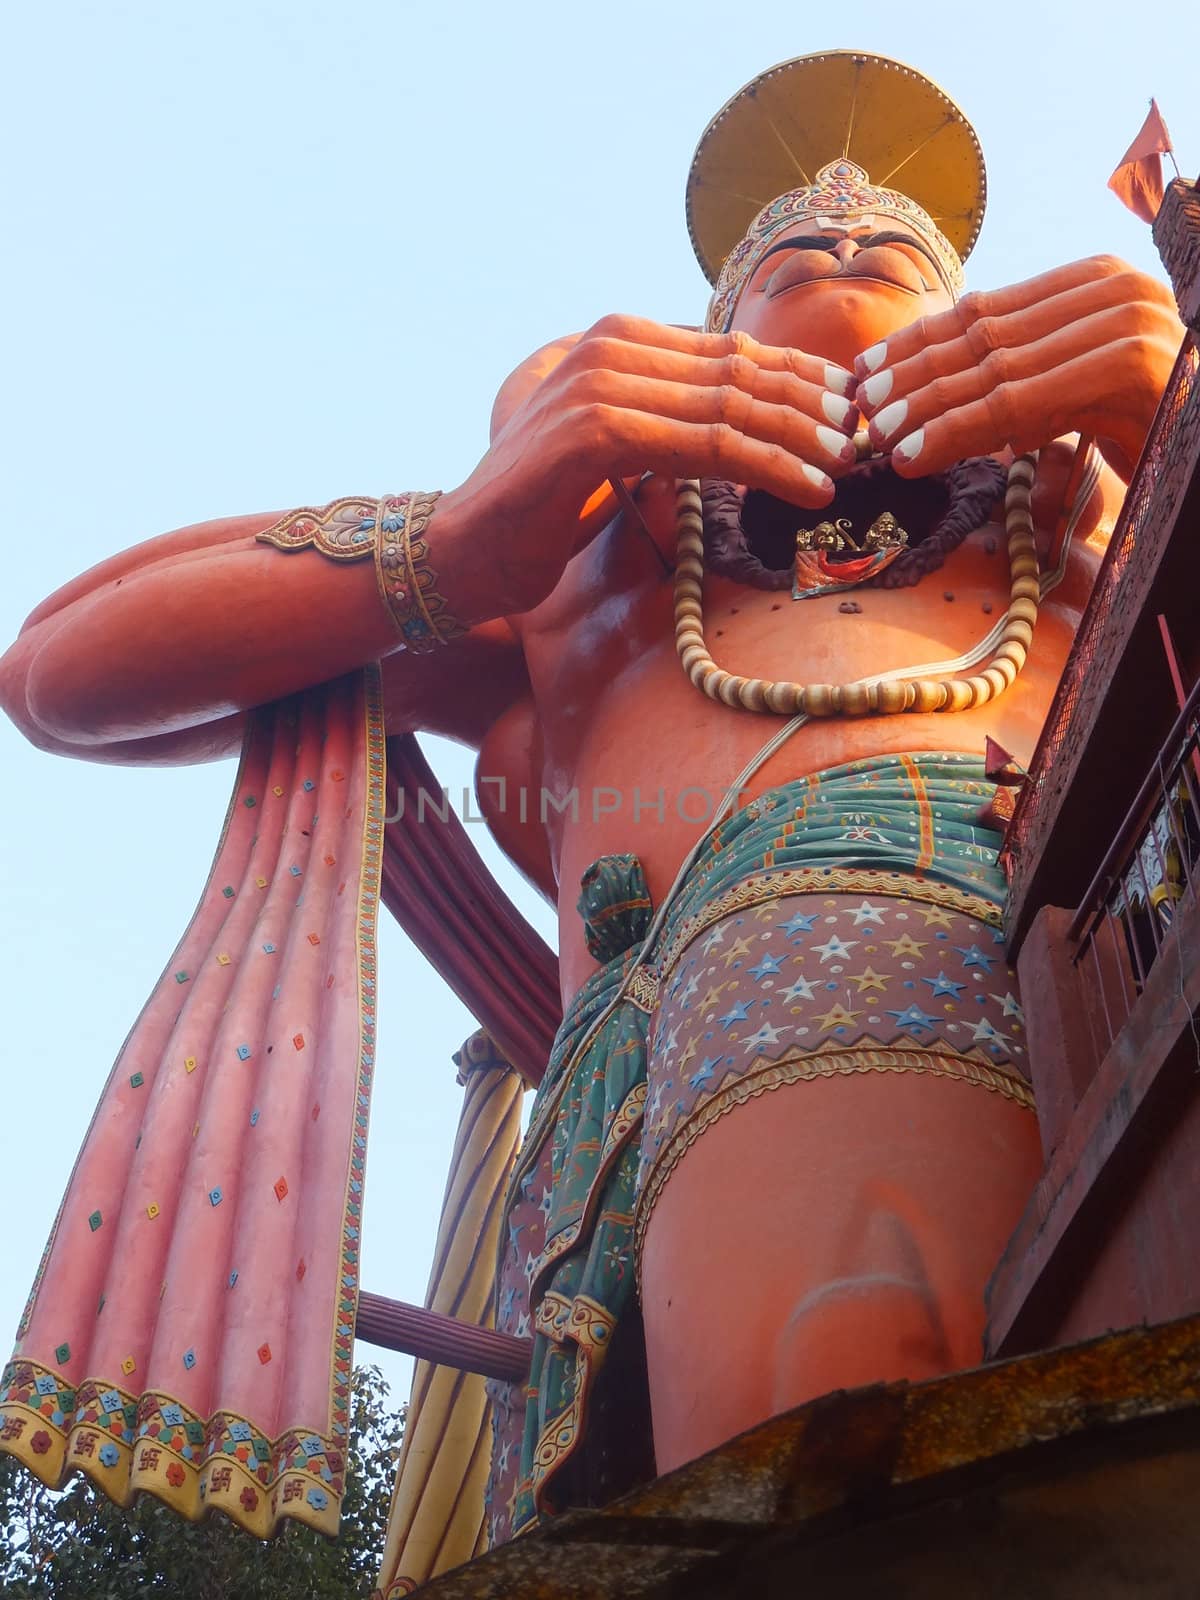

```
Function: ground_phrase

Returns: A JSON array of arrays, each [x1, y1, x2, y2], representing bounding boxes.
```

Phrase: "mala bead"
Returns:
[[765, 681, 800, 714], [840, 683, 872, 717], [910, 679, 948, 713], [986, 661, 1017, 692], [875, 680, 910, 715], [942, 680, 976, 713]]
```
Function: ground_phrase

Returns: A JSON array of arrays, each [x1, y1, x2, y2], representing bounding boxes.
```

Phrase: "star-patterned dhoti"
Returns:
[[635, 883, 1031, 1248], [489, 753, 1032, 1547]]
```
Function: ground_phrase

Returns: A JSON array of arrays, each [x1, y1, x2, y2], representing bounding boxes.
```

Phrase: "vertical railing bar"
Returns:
[[1104, 901, 1137, 1021], [1087, 931, 1116, 1057], [1119, 892, 1149, 994], [1131, 831, 1163, 959]]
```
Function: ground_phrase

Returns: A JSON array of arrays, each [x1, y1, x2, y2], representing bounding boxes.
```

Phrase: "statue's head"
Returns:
[[687, 53, 984, 363], [712, 161, 959, 362]]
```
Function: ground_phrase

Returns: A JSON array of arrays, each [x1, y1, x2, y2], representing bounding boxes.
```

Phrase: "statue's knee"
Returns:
[[771, 1271, 953, 1408]]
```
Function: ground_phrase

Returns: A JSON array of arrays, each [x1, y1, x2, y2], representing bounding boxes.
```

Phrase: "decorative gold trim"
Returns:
[[256, 496, 383, 560], [658, 867, 1002, 983], [625, 967, 661, 1013], [375, 492, 466, 653], [255, 493, 466, 654], [634, 1043, 1035, 1271], [0, 1364, 342, 1538], [527, 1293, 617, 1509]]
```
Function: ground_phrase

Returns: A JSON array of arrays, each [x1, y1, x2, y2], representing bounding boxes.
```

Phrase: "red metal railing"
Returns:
[[1069, 676, 1200, 1061]]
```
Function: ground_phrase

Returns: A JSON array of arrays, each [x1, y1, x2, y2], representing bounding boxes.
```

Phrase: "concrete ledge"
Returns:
[[419, 1314, 1200, 1598]]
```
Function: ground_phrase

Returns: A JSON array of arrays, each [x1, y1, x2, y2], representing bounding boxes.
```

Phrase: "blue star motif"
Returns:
[[923, 971, 966, 998], [717, 1001, 751, 1029], [955, 944, 996, 971], [689, 1054, 722, 1090], [748, 953, 783, 980], [781, 911, 819, 937], [887, 1003, 938, 1033]]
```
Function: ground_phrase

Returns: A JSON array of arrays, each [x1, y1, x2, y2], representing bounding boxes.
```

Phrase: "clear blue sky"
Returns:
[[1, 0, 1194, 1416]]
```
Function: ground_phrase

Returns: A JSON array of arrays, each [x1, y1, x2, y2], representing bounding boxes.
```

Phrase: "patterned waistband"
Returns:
[[516, 752, 1008, 1187]]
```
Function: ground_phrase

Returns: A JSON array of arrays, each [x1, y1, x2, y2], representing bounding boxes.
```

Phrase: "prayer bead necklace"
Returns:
[[672, 456, 1040, 717]]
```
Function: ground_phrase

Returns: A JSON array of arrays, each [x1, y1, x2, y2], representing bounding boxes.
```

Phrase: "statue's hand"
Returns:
[[442, 315, 857, 615], [850, 257, 1182, 481]]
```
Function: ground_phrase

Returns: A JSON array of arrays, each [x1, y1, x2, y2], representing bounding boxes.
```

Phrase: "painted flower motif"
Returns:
[[30, 1431, 51, 1455], [240, 1486, 259, 1511], [166, 1461, 186, 1488], [306, 1487, 329, 1511], [98, 1443, 120, 1467]]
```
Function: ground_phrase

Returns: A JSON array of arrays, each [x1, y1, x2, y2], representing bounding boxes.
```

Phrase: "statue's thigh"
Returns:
[[637, 1048, 1041, 1474]]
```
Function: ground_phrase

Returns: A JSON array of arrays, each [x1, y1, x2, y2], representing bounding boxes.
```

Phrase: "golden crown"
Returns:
[[686, 52, 986, 332]]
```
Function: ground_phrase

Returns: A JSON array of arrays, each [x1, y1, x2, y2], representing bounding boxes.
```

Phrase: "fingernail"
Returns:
[[859, 369, 894, 409], [816, 424, 856, 463], [872, 399, 908, 441], [824, 363, 855, 396], [859, 341, 888, 375], [892, 427, 925, 465], [801, 463, 833, 491], [821, 392, 855, 429]]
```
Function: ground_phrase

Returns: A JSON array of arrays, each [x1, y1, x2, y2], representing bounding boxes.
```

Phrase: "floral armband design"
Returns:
[[256, 493, 466, 653]]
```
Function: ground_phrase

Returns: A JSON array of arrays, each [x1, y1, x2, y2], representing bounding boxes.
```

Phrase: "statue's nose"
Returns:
[[831, 238, 861, 264]]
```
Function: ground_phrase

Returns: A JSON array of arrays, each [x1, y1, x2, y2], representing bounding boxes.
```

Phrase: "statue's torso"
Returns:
[[475, 444, 1120, 998]]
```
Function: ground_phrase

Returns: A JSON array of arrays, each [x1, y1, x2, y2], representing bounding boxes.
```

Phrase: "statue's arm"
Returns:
[[852, 256, 1183, 480], [3, 316, 860, 758], [0, 513, 526, 762]]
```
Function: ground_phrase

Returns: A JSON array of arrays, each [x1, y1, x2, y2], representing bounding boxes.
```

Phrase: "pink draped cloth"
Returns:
[[0, 668, 385, 1537], [381, 735, 561, 1084]]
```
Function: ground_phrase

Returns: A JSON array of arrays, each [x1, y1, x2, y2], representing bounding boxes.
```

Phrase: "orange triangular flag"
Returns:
[[1108, 100, 1173, 223]]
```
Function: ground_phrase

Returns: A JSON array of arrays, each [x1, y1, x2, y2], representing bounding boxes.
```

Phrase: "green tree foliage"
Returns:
[[0, 1366, 404, 1599]]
